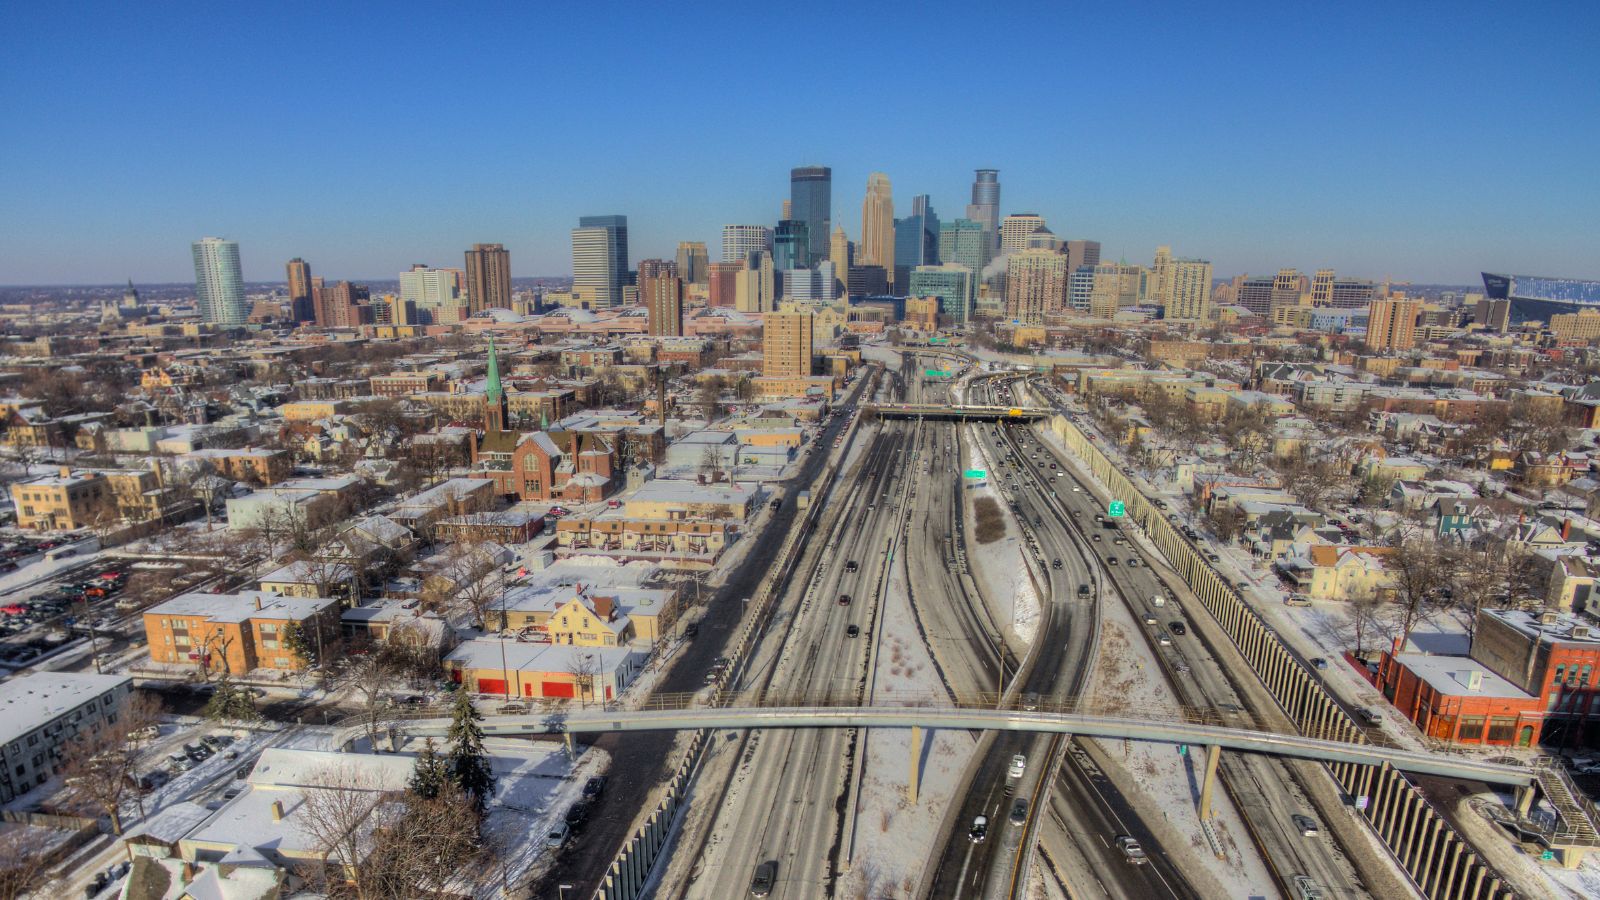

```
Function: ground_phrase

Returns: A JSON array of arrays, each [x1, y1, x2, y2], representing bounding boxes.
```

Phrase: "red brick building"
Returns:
[[1381, 609, 1600, 748]]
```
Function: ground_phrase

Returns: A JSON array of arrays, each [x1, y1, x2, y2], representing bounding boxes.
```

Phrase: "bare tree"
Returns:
[[569, 652, 599, 709], [180, 461, 229, 531], [337, 652, 403, 751], [1382, 528, 1452, 653], [443, 541, 505, 631], [57, 692, 163, 834], [0, 826, 55, 900], [297, 766, 391, 899]]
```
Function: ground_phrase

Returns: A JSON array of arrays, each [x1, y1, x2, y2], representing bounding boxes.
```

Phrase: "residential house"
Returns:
[[142, 591, 341, 674]]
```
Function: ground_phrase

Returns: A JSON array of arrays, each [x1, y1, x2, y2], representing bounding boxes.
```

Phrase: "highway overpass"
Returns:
[[339, 702, 1534, 787]]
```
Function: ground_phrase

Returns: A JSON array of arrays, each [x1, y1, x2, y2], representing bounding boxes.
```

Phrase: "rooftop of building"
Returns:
[[146, 590, 338, 624], [0, 672, 131, 742], [1484, 608, 1600, 645]]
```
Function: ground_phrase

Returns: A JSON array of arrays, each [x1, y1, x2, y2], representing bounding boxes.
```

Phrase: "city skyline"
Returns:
[[2, 3, 1596, 285]]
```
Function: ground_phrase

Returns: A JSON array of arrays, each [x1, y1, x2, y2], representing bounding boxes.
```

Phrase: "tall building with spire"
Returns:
[[967, 169, 1000, 250], [860, 173, 895, 288]]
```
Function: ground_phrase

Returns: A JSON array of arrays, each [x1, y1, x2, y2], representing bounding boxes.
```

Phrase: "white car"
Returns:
[[1008, 754, 1027, 779]]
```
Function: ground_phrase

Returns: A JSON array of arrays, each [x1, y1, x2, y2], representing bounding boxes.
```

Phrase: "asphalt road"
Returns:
[[528, 371, 874, 898]]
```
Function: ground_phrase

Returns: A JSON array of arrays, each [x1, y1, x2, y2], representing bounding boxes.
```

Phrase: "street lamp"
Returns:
[[558, 885, 575, 900]]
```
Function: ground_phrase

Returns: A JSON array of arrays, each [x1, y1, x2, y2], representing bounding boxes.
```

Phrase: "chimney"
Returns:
[[254, 596, 263, 610], [1563, 518, 1573, 541], [59, 465, 71, 479], [181, 861, 196, 883], [270, 800, 284, 822]]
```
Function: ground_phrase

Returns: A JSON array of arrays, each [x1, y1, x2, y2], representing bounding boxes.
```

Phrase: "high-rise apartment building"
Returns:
[[1000, 213, 1047, 255], [1311, 268, 1335, 305], [463, 243, 511, 314], [707, 261, 742, 308], [1063, 240, 1101, 276], [316, 280, 370, 328], [1069, 266, 1095, 312], [1368, 297, 1422, 350], [860, 173, 895, 287], [285, 258, 314, 323], [571, 216, 629, 307], [1005, 249, 1069, 324], [789, 165, 832, 267], [675, 242, 709, 286], [721, 225, 773, 263], [907, 264, 974, 325], [1236, 276, 1274, 315], [1163, 258, 1215, 322], [894, 195, 940, 289], [966, 169, 1000, 250], [400, 264, 464, 324], [763, 311, 814, 379], [773, 219, 810, 272], [192, 237, 246, 325], [638, 259, 684, 336], [1087, 264, 1124, 319], [939, 219, 992, 292], [1147, 246, 1174, 308]]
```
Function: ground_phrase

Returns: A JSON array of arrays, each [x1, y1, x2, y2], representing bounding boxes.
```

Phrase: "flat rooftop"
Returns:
[[1394, 652, 1532, 701], [0, 672, 131, 742]]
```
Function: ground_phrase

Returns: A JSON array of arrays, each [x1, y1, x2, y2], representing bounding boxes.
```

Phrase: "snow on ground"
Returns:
[[1444, 786, 1600, 900], [963, 436, 1040, 646], [466, 736, 608, 897], [1084, 591, 1277, 898], [844, 535, 978, 897]]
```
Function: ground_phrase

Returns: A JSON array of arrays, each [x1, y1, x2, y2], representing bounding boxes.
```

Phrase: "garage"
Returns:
[[476, 678, 507, 695], [542, 680, 575, 699]]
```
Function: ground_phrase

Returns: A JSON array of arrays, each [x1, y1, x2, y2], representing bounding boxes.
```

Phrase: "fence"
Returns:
[[1046, 412, 1518, 900]]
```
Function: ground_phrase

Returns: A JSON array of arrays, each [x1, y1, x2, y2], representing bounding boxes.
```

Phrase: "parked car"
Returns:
[[564, 801, 591, 833], [583, 776, 607, 800], [1311, 657, 1328, 670], [544, 822, 570, 848]]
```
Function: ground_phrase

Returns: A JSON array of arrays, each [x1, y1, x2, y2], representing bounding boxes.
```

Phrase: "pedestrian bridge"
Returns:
[[865, 403, 1052, 421], [337, 693, 1534, 787]]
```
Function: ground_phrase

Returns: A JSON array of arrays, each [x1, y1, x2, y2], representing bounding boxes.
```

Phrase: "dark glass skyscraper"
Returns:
[[773, 219, 810, 272], [966, 169, 1000, 250], [789, 165, 831, 267], [894, 194, 940, 290]]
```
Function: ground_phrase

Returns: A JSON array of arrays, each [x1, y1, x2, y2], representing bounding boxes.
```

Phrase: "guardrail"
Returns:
[[1041, 407, 1519, 900]]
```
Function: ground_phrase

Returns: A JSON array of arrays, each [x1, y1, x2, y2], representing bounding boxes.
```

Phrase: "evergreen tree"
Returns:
[[203, 674, 259, 722], [408, 737, 449, 800], [446, 689, 494, 811], [282, 621, 316, 668]]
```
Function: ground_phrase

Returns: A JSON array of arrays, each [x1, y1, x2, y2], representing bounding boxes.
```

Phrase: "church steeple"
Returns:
[[484, 336, 508, 433]]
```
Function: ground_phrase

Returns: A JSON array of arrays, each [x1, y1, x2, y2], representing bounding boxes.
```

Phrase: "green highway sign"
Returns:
[[963, 469, 987, 479], [925, 368, 953, 378], [1108, 500, 1126, 517], [930, 336, 948, 344]]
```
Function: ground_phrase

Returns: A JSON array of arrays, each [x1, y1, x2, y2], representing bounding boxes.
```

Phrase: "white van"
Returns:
[[1151, 595, 1165, 608]]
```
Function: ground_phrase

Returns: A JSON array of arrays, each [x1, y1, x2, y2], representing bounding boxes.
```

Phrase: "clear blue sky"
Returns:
[[2, 1, 1596, 285]]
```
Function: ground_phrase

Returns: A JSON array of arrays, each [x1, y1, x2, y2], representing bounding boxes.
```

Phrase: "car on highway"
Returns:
[[1106, 557, 1118, 566], [1293, 814, 1320, 837], [749, 861, 777, 896], [1291, 875, 1325, 899], [846, 624, 860, 638], [1021, 692, 1040, 711], [1008, 754, 1027, 778], [1127, 557, 1139, 567], [968, 815, 988, 843], [1156, 630, 1172, 646], [844, 560, 859, 572], [1091, 533, 1101, 542], [1311, 657, 1328, 670], [1008, 798, 1029, 826], [1051, 558, 1062, 569], [1116, 835, 1147, 864], [837, 593, 851, 606], [1077, 584, 1091, 597], [1143, 613, 1158, 625], [1170, 621, 1186, 636]]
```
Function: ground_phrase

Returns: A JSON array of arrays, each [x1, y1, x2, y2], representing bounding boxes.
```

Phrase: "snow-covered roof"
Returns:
[[0, 672, 131, 744]]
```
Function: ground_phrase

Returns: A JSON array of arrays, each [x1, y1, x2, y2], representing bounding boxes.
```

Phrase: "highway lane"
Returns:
[[682, 380, 921, 898], [1014, 377, 1369, 898], [924, 372, 1190, 900]]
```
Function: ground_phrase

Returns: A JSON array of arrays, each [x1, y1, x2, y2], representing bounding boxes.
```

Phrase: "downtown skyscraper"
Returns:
[[790, 165, 832, 267], [860, 173, 895, 288], [894, 195, 940, 290], [285, 257, 313, 323], [572, 215, 629, 307], [721, 224, 773, 263], [966, 169, 1000, 250], [192, 237, 246, 325]]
